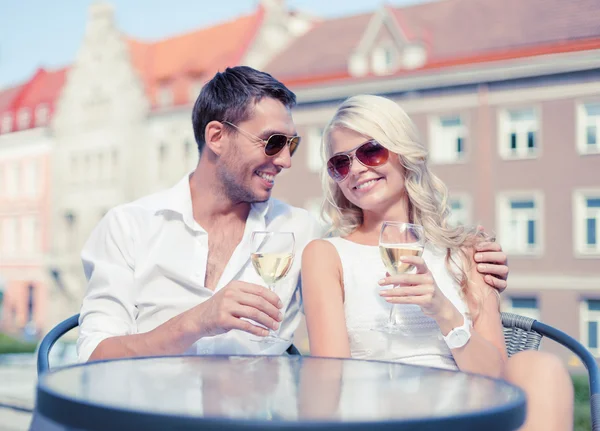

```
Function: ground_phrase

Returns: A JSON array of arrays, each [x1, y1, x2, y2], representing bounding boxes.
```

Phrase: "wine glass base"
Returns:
[[250, 333, 290, 344], [370, 325, 411, 336]]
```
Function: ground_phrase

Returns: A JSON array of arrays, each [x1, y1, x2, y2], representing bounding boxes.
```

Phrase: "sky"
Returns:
[[0, 0, 425, 89]]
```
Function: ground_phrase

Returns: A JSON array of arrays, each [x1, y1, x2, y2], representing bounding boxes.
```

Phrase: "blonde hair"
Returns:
[[320, 95, 493, 318]]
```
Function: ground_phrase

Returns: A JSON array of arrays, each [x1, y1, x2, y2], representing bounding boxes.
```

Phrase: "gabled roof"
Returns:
[[266, 0, 600, 87], [392, 0, 600, 61], [126, 10, 265, 107], [265, 13, 372, 83], [0, 68, 67, 133], [0, 84, 25, 113]]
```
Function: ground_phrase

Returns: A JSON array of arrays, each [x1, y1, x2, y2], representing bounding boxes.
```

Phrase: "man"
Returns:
[[77, 66, 508, 362]]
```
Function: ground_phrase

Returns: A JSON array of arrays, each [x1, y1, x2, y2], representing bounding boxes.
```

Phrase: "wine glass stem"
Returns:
[[388, 304, 396, 326], [269, 284, 279, 337]]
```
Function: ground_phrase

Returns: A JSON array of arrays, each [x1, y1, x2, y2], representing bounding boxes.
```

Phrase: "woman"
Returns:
[[301, 95, 573, 430]]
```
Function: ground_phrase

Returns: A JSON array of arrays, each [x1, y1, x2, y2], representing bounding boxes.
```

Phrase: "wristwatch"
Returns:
[[443, 316, 471, 349]]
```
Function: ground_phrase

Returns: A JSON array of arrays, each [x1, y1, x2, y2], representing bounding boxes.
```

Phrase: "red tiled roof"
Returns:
[[393, 0, 600, 61], [18, 68, 68, 109], [0, 68, 68, 133], [126, 9, 264, 108], [0, 84, 25, 113], [265, 13, 372, 82], [0, 7, 265, 133], [267, 0, 600, 85]]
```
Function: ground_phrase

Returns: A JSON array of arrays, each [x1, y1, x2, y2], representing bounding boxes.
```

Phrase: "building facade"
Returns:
[[0, 68, 65, 336], [265, 0, 600, 366]]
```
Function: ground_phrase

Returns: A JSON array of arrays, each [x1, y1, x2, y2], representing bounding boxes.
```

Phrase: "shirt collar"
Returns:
[[157, 172, 273, 232]]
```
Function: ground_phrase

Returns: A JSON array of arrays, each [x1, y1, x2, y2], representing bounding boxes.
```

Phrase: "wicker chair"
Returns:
[[502, 312, 599, 430]]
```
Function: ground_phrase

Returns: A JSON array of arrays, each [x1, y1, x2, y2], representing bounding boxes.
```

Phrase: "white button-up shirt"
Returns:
[[77, 174, 324, 362]]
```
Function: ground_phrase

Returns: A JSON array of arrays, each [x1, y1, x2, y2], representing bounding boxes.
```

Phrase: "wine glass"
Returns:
[[373, 222, 425, 334], [250, 231, 295, 343]]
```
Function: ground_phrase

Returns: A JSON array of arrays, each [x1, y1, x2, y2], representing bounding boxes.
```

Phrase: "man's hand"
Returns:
[[474, 240, 509, 293], [191, 281, 284, 338]]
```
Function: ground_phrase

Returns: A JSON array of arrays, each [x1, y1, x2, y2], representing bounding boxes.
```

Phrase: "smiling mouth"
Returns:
[[353, 178, 382, 190], [255, 170, 275, 186]]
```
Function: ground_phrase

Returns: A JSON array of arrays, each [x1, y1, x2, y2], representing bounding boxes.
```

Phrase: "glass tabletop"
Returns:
[[36, 355, 526, 430]]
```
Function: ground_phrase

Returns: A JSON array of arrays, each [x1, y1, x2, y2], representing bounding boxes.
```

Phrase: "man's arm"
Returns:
[[88, 281, 284, 361], [79, 209, 283, 362], [472, 226, 509, 292], [474, 241, 509, 292]]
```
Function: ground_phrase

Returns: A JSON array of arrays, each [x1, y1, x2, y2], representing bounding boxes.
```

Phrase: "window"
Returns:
[[307, 127, 324, 172], [35, 104, 49, 126], [429, 115, 467, 163], [158, 143, 168, 179], [1, 114, 12, 133], [157, 84, 173, 108], [2, 217, 18, 255], [499, 108, 539, 159], [112, 149, 119, 168], [98, 153, 108, 180], [21, 216, 38, 253], [577, 102, 600, 155], [497, 194, 542, 255], [581, 299, 600, 355], [348, 54, 368, 77], [70, 155, 79, 182], [189, 80, 204, 104], [184, 139, 197, 170], [6, 163, 20, 197], [24, 159, 39, 196], [504, 297, 540, 320], [17, 108, 31, 130], [371, 43, 397, 75], [84, 154, 91, 181], [574, 190, 600, 256], [447, 196, 471, 227]]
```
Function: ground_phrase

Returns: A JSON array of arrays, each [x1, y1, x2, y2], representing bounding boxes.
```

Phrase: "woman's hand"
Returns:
[[378, 256, 462, 330]]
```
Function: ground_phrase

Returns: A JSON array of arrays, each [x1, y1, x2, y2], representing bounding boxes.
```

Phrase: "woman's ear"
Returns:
[[204, 121, 226, 156]]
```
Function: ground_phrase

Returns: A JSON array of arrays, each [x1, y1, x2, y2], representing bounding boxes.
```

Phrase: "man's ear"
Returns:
[[204, 121, 226, 156]]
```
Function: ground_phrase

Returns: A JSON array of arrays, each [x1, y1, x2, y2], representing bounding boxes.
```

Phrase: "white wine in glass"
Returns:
[[250, 231, 295, 343], [251, 252, 294, 285], [374, 222, 425, 334], [379, 243, 424, 275]]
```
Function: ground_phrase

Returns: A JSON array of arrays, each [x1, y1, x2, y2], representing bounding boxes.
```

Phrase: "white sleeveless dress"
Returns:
[[323, 237, 471, 371]]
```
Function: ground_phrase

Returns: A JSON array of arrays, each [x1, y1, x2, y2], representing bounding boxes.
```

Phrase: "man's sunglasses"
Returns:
[[222, 121, 301, 157], [327, 140, 390, 182]]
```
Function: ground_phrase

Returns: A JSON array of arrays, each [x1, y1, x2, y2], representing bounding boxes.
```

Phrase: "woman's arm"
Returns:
[[378, 250, 507, 378], [446, 247, 508, 376], [301, 239, 351, 358]]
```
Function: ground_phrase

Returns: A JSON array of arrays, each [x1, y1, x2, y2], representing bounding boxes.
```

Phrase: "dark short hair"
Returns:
[[191, 66, 296, 154]]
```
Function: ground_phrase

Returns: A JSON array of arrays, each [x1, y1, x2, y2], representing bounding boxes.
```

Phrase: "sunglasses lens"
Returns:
[[289, 137, 300, 156], [264, 135, 288, 156], [356, 141, 389, 166], [327, 155, 351, 181]]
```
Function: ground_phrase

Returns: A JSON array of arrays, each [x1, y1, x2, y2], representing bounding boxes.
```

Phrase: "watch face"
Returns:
[[450, 328, 470, 348]]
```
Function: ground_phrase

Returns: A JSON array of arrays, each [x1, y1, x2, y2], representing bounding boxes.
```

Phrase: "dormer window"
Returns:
[[189, 79, 204, 105], [1, 114, 12, 133], [371, 42, 397, 75], [35, 103, 49, 126], [348, 53, 368, 77], [402, 44, 427, 70], [157, 83, 173, 108], [17, 108, 31, 130]]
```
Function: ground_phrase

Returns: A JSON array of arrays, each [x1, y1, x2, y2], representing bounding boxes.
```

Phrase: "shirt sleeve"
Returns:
[[77, 207, 139, 362]]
